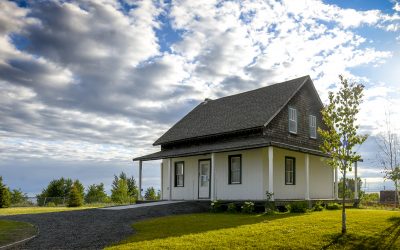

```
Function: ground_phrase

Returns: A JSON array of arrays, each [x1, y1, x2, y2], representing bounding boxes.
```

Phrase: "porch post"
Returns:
[[305, 154, 310, 200], [335, 167, 339, 200], [211, 152, 216, 200], [268, 146, 274, 201], [138, 160, 143, 200], [354, 161, 358, 200], [160, 162, 163, 200], [169, 158, 173, 201]]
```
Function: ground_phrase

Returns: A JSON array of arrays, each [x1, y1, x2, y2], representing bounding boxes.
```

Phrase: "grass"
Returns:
[[0, 205, 101, 216], [107, 209, 400, 249], [0, 220, 37, 247]]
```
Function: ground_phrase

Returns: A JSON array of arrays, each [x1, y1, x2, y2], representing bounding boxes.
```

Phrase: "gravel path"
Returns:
[[2, 201, 209, 250]]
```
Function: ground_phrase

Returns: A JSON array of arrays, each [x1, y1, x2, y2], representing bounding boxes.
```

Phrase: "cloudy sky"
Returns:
[[1, 0, 399, 196]]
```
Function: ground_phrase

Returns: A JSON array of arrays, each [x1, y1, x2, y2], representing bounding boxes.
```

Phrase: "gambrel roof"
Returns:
[[154, 75, 312, 146]]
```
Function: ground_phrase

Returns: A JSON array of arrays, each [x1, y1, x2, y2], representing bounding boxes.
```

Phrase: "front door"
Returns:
[[198, 159, 211, 199]]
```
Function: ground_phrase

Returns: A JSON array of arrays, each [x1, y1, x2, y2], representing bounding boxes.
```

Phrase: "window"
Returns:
[[285, 157, 296, 185], [288, 107, 297, 134], [309, 115, 317, 139], [229, 155, 242, 184], [174, 161, 184, 187]]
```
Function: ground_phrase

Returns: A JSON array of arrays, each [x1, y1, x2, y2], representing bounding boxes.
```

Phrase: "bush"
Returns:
[[211, 200, 222, 212], [10, 189, 29, 205], [276, 205, 289, 213], [0, 177, 11, 208], [241, 201, 255, 214], [68, 184, 83, 207], [227, 203, 237, 213], [36, 178, 83, 206], [326, 202, 341, 210], [289, 201, 308, 213], [85, 183, 108, 203], [313, 201, 324, 211], [46, 202, 56, 207], [144, 187, 157, 200], [264, 191, 275, 214]]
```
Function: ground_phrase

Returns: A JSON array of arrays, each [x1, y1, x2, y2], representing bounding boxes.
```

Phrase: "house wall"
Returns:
[[160, 146, 334, 200], [270, 147, 334, 200]]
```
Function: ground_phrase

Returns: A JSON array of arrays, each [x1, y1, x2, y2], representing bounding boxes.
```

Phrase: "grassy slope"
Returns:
[[0, 220, 37, 247], [107, 209, 400, 249], [0, 206, 99, 216]]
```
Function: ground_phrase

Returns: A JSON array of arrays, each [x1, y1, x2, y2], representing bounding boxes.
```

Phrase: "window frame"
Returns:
[[285, 156, 296, 185], [309, 115, 317, 139], [174, 161, 184, 187], [288, 107, 298, 134], [228, 154, 242, 184]]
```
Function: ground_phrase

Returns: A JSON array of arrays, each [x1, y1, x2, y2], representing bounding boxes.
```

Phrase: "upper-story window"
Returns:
[[288, 107, 297, 134], [309, 115, 317, 139]]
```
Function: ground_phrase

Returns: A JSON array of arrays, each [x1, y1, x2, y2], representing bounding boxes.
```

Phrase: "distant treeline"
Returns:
[[0, 173, 160, 208]]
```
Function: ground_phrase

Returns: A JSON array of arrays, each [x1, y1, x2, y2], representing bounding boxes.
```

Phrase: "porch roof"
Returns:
[[133, 137, 327, 162]]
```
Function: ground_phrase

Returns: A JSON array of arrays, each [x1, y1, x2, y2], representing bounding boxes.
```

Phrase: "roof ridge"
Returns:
[[207, 75, 310, 104]]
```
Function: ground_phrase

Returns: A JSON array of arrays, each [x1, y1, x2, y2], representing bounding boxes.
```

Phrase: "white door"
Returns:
[[198, 160, 211, 199]]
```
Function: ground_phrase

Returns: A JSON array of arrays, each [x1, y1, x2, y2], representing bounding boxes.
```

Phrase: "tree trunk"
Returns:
[[342, 168, 347, 234]]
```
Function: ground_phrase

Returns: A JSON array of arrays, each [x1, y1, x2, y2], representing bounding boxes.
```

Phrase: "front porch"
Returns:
[[134, 145, 361, 202]]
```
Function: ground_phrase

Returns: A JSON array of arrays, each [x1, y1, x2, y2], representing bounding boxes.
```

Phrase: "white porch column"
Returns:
[[354, 161, 358, 200], [335, 167, 339, 200], [169, 158, 173, 201], [160, 162, 163, 200], [305, 154, 310, 200], [268, 146, 274, 201], [138, 160, 143, 200], [211, 152, 216, 200]]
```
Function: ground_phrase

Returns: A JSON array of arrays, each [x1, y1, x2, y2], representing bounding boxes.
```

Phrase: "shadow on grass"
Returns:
[[121, 212, 306, 244], [323, 216, 400, 250]]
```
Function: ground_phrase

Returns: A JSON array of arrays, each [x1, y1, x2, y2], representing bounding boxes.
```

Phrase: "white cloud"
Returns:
[[0, 0, 399, 193]]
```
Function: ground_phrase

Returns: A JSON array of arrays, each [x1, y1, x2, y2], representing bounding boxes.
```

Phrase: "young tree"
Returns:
[[0, 177, 11, 208], [144, 187, 157, 200], [113, 172, 138, 201], [85, 183, 108, 203], [111, 177, 130, 204], [338, 177, 364, 199], [68, 183, 83, 207], [318, 75, 367, 234], [376, 110, 400, 207], [10, 189, 29, 205], [36, 178, 82, 206]]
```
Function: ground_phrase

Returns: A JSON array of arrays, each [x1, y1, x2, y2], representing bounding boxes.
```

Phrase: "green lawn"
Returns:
[[0, 220, 37, 247], [0, 206, 100, 216], [107, 209, 400, 249]]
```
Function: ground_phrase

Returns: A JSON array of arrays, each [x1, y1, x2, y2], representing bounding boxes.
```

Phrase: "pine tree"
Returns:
[[0, 177, 11, 208], [68, 183, 83, 207]]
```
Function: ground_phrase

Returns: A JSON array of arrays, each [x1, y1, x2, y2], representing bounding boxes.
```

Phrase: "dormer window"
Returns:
[[288, 107, 297, 134], [309, 115, 317, 139]]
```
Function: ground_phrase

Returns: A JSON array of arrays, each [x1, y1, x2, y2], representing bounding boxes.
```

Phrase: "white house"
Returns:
[[134, 76, 343, 201]]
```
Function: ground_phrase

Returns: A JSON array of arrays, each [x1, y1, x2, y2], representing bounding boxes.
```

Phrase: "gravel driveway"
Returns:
[[2, 201, 209, 250]]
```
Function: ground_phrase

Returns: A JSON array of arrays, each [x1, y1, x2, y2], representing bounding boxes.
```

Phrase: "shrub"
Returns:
[[85, 183, 108, 203], [0, 177, 11, 208], [313, 201, 324, 211], [144, 187, 157, 200], [265, 191, 275, 214], [289, 201, 308, 213], [326, 202, 341, 210], [276, 205, 289, 213], [10, 189, 29, 205], [210, 200, 222, 212], [111, 178, 131, 204], [68, 184, 83, 207], [241, 201, 255, 214], [227, 203, 237, 213], [46, 202, 56, 207]]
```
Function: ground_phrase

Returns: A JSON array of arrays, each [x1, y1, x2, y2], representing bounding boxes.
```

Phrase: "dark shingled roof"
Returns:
[[154, 75, 310, 145]]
